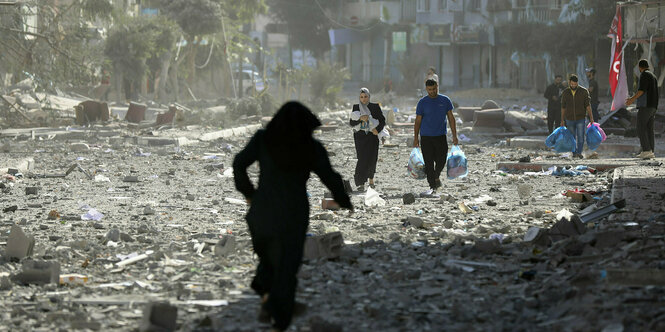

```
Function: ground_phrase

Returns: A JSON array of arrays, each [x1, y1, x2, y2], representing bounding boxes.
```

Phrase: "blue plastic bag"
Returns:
[[446, 145, 468, 179], [546, 126, 576, 153], [554, 127, 576, 153], [586, 123, 603, 151], [545, 127, 566, 148], [408, 148, 426, 179]]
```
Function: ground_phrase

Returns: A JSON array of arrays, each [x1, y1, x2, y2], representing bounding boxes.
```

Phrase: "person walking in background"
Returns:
[[233, 102, 353, 331], [560, 74, 594, 159], [586, 68, 600, 123], [349, 88, 386, 191], [544, 74, 565, 134], [425, 66, 439, 85], [413, 79, 458, 194], [626, 59, 659, 159]]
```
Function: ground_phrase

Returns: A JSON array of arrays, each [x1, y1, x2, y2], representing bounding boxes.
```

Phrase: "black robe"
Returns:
[[233, 129, 351, 329]]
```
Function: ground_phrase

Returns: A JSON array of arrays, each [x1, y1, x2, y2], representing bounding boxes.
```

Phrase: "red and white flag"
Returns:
[[608, 6, 627, 110], [608, 6, 622, 97]]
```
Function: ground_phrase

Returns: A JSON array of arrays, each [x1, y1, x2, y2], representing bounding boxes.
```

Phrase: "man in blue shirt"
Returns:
[[414, 79, 459, 192]]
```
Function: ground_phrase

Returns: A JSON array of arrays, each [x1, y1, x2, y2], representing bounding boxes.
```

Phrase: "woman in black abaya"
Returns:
[[349, 87, 386, 190], [233, 101, 353, 331]]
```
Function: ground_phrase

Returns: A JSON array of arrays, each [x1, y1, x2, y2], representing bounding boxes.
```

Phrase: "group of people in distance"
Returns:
[[545, 58, 659, 159]]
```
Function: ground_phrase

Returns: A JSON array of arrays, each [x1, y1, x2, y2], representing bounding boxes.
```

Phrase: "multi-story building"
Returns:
[[331, 0, 607, 92], [620, 1, 665, 93], [328, 0, 416, 85]]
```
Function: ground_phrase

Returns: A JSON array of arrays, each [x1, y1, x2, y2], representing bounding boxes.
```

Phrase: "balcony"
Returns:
[[512, 5, 562, 23], [342, 1, 409, 26], [623, 2, 665, 41]]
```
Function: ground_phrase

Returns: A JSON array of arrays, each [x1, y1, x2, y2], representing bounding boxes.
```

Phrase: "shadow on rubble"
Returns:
[[187, 238, 516, 332]]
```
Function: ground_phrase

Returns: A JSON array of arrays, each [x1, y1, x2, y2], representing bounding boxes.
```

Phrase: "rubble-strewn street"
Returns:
[[1, 88, 664, 331]]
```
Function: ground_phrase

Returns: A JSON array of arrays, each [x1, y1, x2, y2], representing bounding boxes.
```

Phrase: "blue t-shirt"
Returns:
[[416, 94, 453, 136]]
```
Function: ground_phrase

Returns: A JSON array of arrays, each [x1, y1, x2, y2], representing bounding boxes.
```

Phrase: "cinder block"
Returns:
[[304, 232, 344, 260], [140, 302, 177, 332], [474, 238, 501, 254], [12, 260, 60, 285], [6, 225, 35, 260]]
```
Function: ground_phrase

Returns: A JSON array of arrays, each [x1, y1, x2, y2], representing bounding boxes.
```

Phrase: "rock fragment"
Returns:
[[6, 225, 35, 260]]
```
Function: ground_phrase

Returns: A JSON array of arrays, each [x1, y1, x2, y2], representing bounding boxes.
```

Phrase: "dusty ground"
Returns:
[[1, 90, 664, 331]]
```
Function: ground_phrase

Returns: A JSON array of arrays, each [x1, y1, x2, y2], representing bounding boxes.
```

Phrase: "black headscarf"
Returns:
[[264, 101, 322, 171]]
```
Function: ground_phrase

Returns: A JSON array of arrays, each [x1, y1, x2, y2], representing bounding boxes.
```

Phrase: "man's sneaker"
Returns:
[[641, 151, 655, 159], [636, 151, 648, 158]]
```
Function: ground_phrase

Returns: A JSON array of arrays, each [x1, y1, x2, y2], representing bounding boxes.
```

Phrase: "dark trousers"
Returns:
[[353, 131, 379, 186], [420, 135, 448, 189], [637, 107, 657, 152], [250, 230, 304, 330], [591, 102, 600, 123], [547, 107, 561, 134]]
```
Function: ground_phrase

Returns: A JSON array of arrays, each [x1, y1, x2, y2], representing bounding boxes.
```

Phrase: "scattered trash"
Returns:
[[365, 187, 386, 207], [224, 197, 246, 205], [81, 208, 104, 221], [94, 174, 111, 182], [458, 202, 473, 214], [60, 274, 89, 285]]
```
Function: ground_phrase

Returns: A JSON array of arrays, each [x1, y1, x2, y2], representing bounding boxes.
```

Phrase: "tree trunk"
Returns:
[[156, 51, 172, 102], [113, 67, 123, 104], [188, 37, 198, 85], [171, 59, 180, 102]]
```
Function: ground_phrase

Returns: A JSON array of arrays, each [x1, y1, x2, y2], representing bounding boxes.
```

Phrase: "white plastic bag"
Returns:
[[364, 187, 386, 207], [408, 148, 426, 179]]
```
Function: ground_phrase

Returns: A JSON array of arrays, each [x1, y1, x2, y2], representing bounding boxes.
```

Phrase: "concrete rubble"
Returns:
[[0, 87, 664, 331]]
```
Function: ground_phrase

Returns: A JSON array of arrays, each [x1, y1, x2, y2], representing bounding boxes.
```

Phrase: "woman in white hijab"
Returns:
[[349, 87, 386, 191]]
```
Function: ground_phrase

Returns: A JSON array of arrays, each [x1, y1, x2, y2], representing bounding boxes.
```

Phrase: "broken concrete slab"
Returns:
[[70, 142, 90, 152], [213, 236, 236, 257], [508, 136, 641, 153], [0, 157, 35, 174], [474, 238, 502, 254], [548, 215, 586, 242], [606, 269, 665, 286], [198, 124, 261, 141], [6, 225, 35, 260], [457, 107, 481, 122], [473, 108, 505, 131], [12, 260, 60, 285], [304, 232, 344, 260], [140, 302, 178, 332]]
